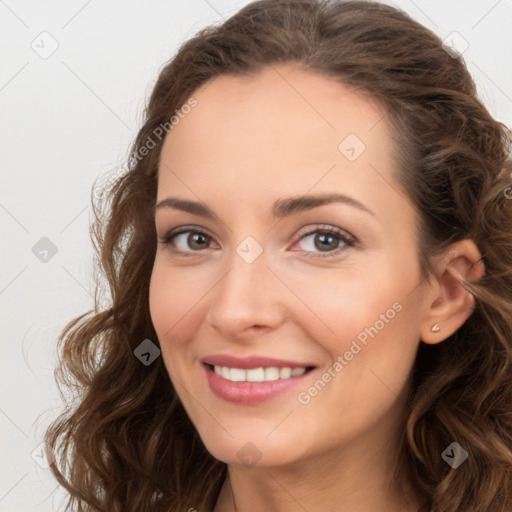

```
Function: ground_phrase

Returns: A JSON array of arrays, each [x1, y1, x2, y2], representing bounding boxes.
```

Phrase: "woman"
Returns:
[[45, 1, 512, 511]]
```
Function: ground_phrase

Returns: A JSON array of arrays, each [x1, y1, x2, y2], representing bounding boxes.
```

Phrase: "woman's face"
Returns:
[[149, 64, 429, 468]]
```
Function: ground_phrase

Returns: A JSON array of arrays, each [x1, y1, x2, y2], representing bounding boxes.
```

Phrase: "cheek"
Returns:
[[278, 264, 397, 345], [148, 259, 212, 373], [149, 258, 203, 332], [148, 261, 190, 356], [288, 262, 419, 387], [149, 263, 172, 335]]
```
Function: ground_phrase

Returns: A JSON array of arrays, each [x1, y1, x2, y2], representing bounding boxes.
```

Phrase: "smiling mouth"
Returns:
[[204, 363, 315, 383]]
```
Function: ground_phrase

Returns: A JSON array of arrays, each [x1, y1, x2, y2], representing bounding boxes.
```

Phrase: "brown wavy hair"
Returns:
[[45, 1, 512, 511]]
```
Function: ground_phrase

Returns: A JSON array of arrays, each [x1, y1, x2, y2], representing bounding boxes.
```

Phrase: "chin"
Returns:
[[196, 425, 306, 468]]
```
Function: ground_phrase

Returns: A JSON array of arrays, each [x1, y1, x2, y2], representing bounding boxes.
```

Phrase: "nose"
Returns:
[[205, 243, 286, 341]]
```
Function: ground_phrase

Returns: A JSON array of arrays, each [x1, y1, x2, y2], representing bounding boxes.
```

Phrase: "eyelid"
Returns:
[[160, 224, 214, 242], [295, 224, 355, 243]]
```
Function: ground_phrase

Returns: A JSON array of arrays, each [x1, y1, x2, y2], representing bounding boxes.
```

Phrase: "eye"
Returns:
[[159, 224, 356, 258], [292, 225, 356, 258], [159, 226, 215, 256]]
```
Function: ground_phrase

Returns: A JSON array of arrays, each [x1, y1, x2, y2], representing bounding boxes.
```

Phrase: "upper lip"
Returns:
[[201, 354, 315, 370]]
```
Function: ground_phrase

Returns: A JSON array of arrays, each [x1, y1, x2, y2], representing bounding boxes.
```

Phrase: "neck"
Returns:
[[216, 458, 424, 512], [213, 406, 426, 512]]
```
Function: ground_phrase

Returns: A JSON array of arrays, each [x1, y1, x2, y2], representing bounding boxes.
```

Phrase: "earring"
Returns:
[[431, 323, 440, 332]]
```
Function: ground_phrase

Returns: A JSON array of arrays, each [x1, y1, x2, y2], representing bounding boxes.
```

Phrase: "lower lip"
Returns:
[[203, 364, 313, 405]]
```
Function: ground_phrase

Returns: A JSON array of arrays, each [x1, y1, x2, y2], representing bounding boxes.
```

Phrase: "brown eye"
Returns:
[[313, 233, 340, 251], [186, 232, 210, 250], [161, 229, 213, 255]]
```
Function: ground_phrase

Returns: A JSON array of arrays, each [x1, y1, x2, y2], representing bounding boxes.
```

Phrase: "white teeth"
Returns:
[[264, 367, 280, 381], [229, 368, 246, 382], [246, 367, 265, 382], [212, 365, 308, 382], [279, 367, 292, 379]]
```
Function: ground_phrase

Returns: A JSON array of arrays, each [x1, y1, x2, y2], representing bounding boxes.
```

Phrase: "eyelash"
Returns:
[[158, 224, 356, 259]]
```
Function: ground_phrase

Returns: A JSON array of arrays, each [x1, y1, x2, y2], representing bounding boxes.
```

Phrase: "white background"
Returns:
[[1, 1, 511, 510]]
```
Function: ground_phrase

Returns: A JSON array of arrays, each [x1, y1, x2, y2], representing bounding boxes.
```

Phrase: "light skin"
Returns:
[[149, 64, 483, 512]]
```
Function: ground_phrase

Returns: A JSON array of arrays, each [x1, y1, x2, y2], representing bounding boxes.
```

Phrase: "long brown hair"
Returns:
[[45, 1, 512, 511]]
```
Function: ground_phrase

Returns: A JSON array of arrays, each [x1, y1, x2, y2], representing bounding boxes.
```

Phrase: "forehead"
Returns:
[[157, 64, 401, 214]]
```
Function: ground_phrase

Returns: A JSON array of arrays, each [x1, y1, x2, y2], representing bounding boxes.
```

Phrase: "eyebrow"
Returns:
[[154, 192, 375, 219]]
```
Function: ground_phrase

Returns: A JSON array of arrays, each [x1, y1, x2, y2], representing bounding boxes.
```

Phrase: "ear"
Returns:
[[420, 239, 484, 344]]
